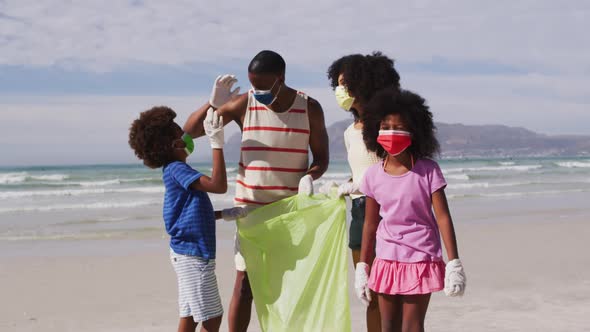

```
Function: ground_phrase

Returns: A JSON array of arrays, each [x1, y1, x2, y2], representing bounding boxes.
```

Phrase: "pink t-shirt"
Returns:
[[360, 158, 447, 263]]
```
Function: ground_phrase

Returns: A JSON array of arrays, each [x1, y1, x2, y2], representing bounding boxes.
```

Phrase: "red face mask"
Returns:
[[377, 130, 412, 156]]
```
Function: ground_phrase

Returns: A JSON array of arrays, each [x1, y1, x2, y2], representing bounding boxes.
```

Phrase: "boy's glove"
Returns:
[[204, 108, 224, 149], [298, 174, 313, 196], [221, 207, 250, 221], [444, 259, 467, 297], [337, 182, 359, 197], [209, 74, 240, 108], [354, 262, 372, 307]]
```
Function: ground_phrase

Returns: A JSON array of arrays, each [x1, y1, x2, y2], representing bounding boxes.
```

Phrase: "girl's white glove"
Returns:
[[444, 259, 467, 297], [209, 74, 240, 108], [204, 108, 224, 149], [221, 207, 250, 221], [354, 262, 372, 306]]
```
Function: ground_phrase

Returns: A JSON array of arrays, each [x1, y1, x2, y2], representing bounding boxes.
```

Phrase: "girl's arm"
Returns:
[[432, 189, 459, 260], [359, 196, 381, 264]]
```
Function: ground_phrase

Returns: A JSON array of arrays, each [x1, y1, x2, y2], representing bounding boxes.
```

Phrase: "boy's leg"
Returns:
[[178, 317, 198, 332], [352, 249, 382, 332], [378, 293, 403, 332], [400, 294, 431, 332], [228, 270, 253, 332], [201, 315, 222, 332]]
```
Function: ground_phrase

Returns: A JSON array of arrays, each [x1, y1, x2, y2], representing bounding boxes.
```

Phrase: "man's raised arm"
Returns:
[[184, 94, 248, 138], [183, 74, 244, 138]]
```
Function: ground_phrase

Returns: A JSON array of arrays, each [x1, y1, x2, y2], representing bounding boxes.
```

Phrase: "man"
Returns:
[[184, 50, 329, 332]]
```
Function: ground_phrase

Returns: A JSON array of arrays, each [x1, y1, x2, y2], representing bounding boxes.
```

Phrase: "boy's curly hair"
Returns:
[[128, 106, 180, 168], [327, 51, 401, 119], [363, 88, 440, 159]]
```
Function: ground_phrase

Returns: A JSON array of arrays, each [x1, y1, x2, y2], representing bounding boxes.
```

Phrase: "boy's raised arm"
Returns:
[[190, 108, 227, 194]]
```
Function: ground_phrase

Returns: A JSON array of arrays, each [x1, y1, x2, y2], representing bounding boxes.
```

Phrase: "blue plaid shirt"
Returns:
[[162, 161, 216, 259]]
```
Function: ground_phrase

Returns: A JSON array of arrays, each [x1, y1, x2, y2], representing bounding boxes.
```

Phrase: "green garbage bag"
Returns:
[[237, 193, 351, 332]]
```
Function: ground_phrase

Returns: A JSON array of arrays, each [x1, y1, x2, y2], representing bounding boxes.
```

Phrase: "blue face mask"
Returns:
[[252, 79, 281, 105]]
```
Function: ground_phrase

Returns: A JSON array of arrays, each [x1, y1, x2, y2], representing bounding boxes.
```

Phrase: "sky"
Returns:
[[1, 0, 589, 166]]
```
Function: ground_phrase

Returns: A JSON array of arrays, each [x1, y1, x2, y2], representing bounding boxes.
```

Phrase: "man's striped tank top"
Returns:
[[234, 90, 310, 206]]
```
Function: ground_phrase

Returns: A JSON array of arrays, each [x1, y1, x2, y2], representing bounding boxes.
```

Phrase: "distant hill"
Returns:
[[223, 120, 590, 161]]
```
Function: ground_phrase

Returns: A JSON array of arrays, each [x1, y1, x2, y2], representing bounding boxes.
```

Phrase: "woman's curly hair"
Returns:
[[327, 51, 401, 119], [363, 88, 440, 159], [128, 106, 180, 168]]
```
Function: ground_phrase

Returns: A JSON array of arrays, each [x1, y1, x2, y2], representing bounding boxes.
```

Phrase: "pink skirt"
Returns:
[[368, 258, 445, 295]]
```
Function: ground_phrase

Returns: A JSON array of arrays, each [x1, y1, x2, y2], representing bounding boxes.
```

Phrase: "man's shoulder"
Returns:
[[306, 96, 323, 112]]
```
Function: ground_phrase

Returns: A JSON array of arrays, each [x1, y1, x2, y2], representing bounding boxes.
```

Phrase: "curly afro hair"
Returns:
[[363, 88, 440, 160], [128, 106, 181, 168], [327, 51, 401, 119]]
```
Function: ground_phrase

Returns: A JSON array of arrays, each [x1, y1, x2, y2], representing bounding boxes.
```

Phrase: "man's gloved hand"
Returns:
[[354, 262, 372, 306], [209, 74, 240, 109], [221, 206, 250, 221], [444, 258, 467, 297], [204, 108, 224, 149], [298, 174, 313, 196], [337, 182, 360, 197]]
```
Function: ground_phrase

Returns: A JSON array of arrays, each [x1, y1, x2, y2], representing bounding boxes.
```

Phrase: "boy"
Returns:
[[129, 106, 246, 332]]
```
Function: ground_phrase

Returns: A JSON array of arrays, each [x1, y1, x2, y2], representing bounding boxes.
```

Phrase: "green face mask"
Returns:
[[335, 85, 355, 111], [182, 133, 194, 156]]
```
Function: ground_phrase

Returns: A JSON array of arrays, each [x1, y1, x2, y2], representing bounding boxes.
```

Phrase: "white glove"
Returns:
[[318, 181, 338, 195], [444, 258, 467, 297], [204, 108, 224, 149], [298, 174, 313, 196], [209, 74, 240, 108], [354, 262, 372, 307], [337, 182, 359, 197], [221, 207, 250, 221]]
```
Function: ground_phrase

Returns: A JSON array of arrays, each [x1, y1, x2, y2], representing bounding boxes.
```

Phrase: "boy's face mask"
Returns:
[[377, 130, 412, 156], [334, 85, 355, 111], [252, 79, 281, 105], [181, 133, 194, 156]]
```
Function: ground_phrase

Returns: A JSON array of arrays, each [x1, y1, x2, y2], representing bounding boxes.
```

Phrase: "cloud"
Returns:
[[1, 0, 589, 73], [1, 0, 589, 165]]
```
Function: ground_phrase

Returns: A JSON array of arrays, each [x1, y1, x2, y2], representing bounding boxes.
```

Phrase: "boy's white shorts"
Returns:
[[170, 249, 223, 322]]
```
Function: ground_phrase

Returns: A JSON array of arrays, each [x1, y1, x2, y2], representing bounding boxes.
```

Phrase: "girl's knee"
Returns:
[[381, 319, 402, 332], [401, 320, 424, 332], [368, 295, 379, 310]]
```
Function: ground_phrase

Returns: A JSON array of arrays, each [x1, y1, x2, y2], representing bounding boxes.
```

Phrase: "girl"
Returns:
[[327, 52, 401, 332], [355, 88, 466, 332]]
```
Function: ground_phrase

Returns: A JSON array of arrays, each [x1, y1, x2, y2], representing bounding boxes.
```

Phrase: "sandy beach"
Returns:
[[1, 190, 589, 332]]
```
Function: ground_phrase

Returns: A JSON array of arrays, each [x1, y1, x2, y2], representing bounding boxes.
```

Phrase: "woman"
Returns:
[[326, 51, 401, 332]]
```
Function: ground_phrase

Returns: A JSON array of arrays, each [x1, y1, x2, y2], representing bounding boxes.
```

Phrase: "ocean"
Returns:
[[0, 157, 589, 241]]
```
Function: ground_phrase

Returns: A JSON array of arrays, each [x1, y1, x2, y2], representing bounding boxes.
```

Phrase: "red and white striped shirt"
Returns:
[[234, 90, 310, 206]]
